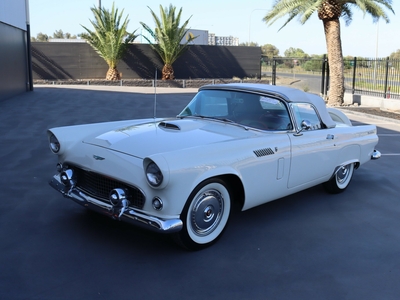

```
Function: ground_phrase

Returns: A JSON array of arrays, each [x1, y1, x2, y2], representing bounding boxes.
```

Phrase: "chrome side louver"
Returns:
[[254, 148, 275, 157], [158, 121, 180, 131]]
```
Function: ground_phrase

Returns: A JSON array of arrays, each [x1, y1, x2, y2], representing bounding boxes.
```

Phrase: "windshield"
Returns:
[[178, 89, 292, 131]]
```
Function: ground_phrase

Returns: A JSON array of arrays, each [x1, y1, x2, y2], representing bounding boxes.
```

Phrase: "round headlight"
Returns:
[[49, 133, 60, 153], [146, 162, 163, 187]]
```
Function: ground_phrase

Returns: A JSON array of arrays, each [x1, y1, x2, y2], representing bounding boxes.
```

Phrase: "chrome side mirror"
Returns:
[[301, 120, 312, 130], [294, 120, 311, 136]]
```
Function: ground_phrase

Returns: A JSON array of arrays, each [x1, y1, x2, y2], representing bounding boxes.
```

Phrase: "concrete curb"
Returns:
[[338, 108, 400, 124], [344, 93, 400, 112]]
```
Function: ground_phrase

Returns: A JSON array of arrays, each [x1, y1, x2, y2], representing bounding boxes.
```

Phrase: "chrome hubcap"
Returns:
[[190, 190, 223, 236], [337, 165, 350, 184]]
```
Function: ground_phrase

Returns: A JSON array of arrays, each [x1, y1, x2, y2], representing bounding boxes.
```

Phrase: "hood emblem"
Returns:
[[93, 155, 105, 160]]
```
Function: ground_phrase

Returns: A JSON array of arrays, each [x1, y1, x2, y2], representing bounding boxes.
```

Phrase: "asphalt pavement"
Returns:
[[1, 85, 400, 300]]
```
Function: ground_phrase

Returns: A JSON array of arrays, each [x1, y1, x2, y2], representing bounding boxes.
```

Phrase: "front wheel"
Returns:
[[174, 178, 232, 250], [323, 163, 354, 194]]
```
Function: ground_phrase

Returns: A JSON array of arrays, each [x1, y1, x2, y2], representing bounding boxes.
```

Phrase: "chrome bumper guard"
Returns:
[[49, 175, 183, 234]]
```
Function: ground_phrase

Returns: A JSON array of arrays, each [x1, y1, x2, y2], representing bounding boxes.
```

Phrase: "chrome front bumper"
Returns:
[[49, 175, 183, 234]]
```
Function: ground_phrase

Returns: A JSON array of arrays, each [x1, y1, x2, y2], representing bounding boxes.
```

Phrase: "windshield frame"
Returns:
[[178, 89, 293, 131]]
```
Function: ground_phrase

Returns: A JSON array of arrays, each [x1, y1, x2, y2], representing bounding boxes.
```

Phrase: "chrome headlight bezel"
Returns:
[[145, 161, 163, 187], [49, 133, 60, 153]]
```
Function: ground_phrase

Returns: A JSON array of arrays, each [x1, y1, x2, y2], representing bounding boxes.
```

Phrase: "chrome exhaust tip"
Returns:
[[371, 149, 381, 160]]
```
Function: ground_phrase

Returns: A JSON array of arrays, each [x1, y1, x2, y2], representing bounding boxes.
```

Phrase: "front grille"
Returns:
[[74, 167, 145, 209]]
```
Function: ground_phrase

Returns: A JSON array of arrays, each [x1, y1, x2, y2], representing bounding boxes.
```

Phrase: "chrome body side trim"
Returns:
[[49, 174, 183, 234]]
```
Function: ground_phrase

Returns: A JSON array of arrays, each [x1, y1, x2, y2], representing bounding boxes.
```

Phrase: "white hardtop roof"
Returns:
[[200, 83, 317, 103], [199, 83, 336, 128]]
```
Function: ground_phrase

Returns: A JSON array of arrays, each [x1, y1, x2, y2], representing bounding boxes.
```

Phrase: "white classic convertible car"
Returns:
[[48, 83, 380, 250]]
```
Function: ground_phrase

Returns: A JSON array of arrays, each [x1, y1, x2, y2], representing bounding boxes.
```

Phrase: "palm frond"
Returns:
[[263, 0, 323, 29], [81, 2, 138, 69], [263, 0, 393, 28], [141, 4, 195, 66]]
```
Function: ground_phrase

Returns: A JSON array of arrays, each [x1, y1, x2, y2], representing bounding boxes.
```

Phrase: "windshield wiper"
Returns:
[[185, 115, 235, 123], [202, 116, 236, 123]]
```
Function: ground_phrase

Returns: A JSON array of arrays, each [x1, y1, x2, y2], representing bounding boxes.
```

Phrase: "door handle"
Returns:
[[326, 134, 335, 140]]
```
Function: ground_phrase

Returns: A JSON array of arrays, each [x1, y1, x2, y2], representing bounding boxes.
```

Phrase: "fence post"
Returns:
[[320, 54, 326, 96], [384, 57, 390, 99], [352, 57, 357, 94], [325, 60, 330, 97], [272, 58, 276, 85]]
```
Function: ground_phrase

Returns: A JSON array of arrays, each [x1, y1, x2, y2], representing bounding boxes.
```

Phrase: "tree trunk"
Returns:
[[323, 18, 344, 106], [162, 63, 175, 80], [106, 67, 121, 81]]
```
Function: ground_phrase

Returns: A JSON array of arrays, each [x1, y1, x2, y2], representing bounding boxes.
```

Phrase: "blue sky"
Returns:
[[29, 0, 400, 58]]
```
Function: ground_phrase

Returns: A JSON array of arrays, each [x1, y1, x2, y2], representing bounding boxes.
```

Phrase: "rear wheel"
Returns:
[[174, 178, 232, 250], [323, 163, 354, 194]]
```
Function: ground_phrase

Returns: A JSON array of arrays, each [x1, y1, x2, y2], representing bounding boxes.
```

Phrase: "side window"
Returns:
[[232, 94, 292, 130], [291, 103, 322, 130], [259, 97, 292, 130]]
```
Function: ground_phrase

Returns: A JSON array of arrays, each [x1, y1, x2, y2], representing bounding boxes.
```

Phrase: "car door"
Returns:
[[287, 103, 338, 189]]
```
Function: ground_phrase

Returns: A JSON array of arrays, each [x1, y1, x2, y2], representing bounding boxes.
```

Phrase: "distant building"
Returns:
[[208, 33, 239, 46], [141, 28, 239, 46], [141, 28, 209, 45], [208, 33, 216, 45], [48, 38, 87, 43], [182, 29, 209, 45]]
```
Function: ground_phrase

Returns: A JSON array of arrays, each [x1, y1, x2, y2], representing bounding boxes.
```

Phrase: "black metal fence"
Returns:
[[31, 43, 261, 80], [263, 56, 400, 100], [346, 57, 400, 100]]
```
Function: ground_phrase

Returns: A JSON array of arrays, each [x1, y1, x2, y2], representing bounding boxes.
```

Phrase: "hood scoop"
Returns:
[[158, 121, 180, 131]]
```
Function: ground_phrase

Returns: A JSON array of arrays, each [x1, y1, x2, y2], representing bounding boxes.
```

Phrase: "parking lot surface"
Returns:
[[1, 85, 400, 300]]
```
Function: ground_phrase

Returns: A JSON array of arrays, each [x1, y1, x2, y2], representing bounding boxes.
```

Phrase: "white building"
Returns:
[[208, 33, 239, 46], [141, 28, 239, 46], [182, 29, 209, 45], [0, 0, 32, 101], [140, 28, 210, 45]]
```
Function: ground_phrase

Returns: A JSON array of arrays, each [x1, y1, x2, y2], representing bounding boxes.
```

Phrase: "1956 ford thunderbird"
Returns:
[[48, 83, 380, 250]]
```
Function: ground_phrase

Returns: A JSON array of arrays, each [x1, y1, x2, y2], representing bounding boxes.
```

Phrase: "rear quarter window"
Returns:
[[291, 103, 322, 130]]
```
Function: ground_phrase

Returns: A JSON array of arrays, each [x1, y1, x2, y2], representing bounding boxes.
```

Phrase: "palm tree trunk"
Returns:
[[106, 67, 121, 81], [162, 64, 175, 80], [323, 18, 344, 106]]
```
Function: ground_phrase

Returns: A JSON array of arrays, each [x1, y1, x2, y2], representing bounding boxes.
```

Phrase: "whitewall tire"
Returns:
[[323, 163, 355, 194], [174, 178, 232, 250]]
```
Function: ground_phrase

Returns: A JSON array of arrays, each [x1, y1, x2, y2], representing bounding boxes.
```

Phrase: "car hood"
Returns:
[[83, 118, 257, 158]]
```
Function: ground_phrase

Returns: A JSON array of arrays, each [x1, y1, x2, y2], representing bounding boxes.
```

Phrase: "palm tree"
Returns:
[[140, 4, 196, 80], [81, 3, 137, 80], [263, 0, 394, 105]]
